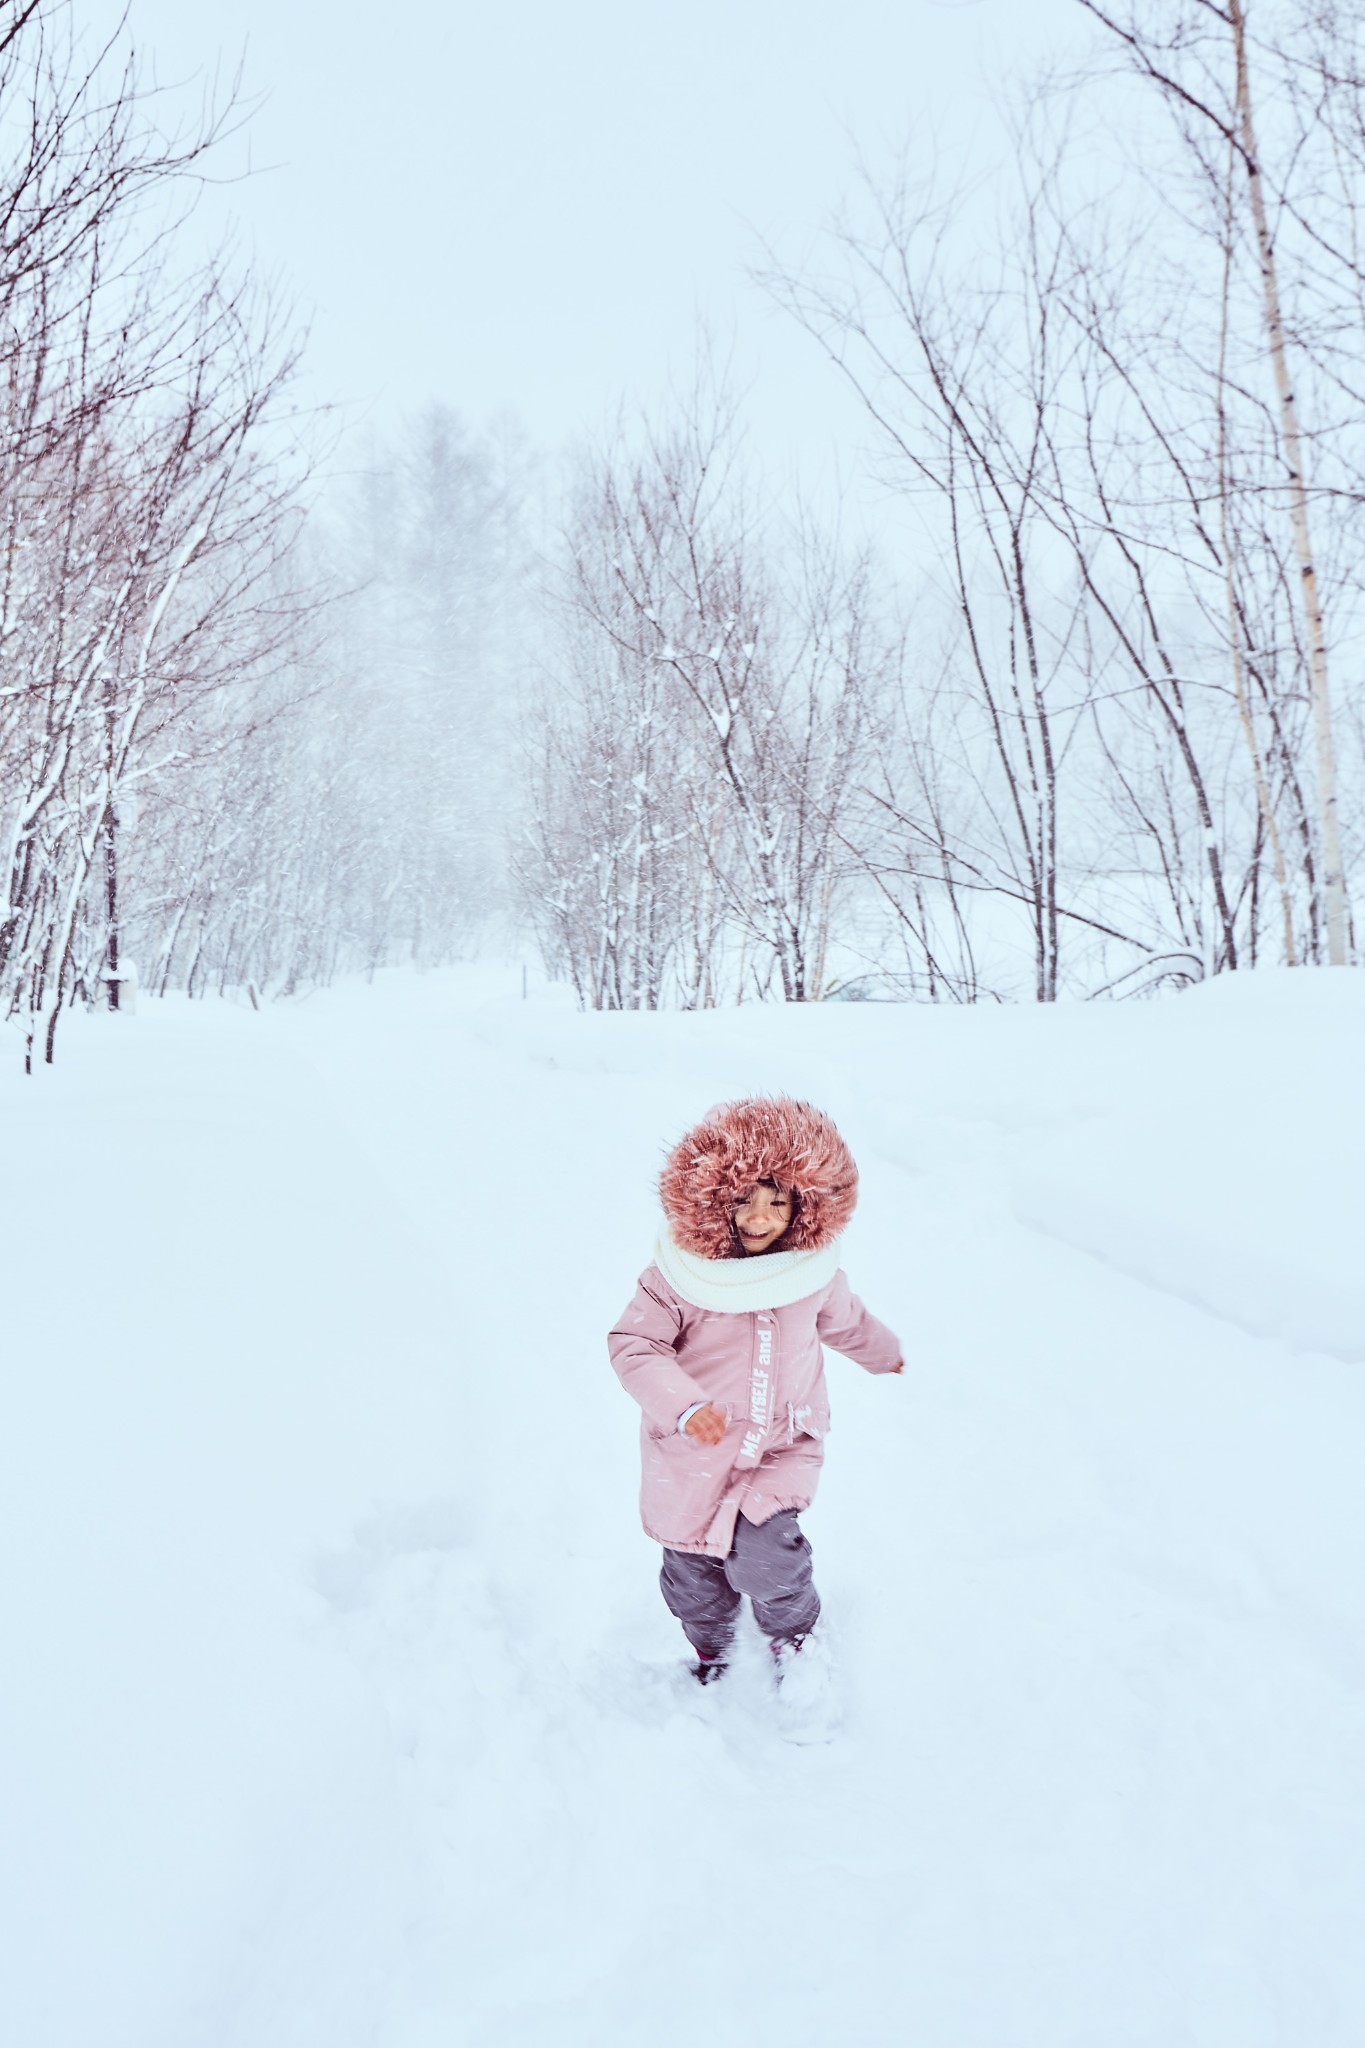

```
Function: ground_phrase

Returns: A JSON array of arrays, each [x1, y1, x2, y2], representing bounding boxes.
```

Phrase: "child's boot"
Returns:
[[770, 1629, 840, 1743]]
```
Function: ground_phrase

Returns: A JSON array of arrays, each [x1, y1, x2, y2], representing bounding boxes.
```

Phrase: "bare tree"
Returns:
[[522, 375, 893, 1008], [761, 10, 1365, 994], [125, 408, 531, 1004], [1077, 0, 1357, 963], [760, 155, 1169, 998], [0, 3, 310, 1065]]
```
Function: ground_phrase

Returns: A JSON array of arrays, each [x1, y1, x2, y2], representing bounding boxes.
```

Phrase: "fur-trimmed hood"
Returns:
[[659, 1097, 858, 1260]]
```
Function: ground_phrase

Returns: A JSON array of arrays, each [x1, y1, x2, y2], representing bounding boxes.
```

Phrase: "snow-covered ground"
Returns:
[[5, 965, 1364, 2048]]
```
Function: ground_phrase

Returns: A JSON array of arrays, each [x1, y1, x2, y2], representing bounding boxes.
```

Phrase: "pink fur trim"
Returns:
[[659, 1097, 858, 1259]]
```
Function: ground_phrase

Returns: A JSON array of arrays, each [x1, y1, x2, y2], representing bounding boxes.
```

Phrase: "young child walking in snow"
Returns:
[[608, 1098, 902, 1730]]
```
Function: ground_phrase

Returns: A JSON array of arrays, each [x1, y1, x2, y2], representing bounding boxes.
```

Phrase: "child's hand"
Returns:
[[684, 1403, 727, 1446]]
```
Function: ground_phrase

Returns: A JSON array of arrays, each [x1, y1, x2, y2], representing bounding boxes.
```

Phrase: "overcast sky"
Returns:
[[110, 0, 1085, 482]]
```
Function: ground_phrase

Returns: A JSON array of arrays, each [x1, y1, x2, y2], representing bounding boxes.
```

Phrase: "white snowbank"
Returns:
[[1009, 971, 1365, 1360], [4, 965, 1364, 2047]]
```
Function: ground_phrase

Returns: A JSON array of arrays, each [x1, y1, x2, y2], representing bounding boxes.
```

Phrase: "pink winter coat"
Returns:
[[608, 1263, 902, 1557]]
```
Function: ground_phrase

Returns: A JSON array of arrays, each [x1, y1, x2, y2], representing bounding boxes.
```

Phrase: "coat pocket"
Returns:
[[787, 1399, 830, 1445]]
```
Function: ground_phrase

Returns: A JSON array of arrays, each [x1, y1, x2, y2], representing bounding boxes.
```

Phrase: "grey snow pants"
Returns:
[[660, 1509, 820, 1659]]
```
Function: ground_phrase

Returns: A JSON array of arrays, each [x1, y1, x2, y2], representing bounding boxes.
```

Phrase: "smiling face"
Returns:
[[732, 1179, 793, 1256]]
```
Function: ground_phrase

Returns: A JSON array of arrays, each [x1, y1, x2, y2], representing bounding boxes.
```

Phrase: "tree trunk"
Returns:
[[1231, 0, 1349, 964]]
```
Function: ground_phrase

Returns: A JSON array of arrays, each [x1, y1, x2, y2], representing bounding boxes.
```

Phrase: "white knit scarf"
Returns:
[[653, 1225, 842, 1313]]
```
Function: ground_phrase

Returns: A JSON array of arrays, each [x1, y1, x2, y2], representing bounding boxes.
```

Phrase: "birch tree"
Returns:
[[1077, 0, 1358, 963]]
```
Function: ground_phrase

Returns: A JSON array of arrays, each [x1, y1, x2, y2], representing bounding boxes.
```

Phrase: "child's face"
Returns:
[[733, 1180, 793, 1255]]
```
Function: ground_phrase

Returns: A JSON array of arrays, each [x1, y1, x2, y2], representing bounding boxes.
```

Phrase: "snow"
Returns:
[[4, 965, 1364, 2047]]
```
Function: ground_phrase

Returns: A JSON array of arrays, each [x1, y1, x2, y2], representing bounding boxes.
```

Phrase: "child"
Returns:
[[607, 1097, 902, 1725]]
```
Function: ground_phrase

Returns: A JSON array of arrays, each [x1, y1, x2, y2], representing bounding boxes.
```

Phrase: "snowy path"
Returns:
[[5, 968, 1364, 2048]]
